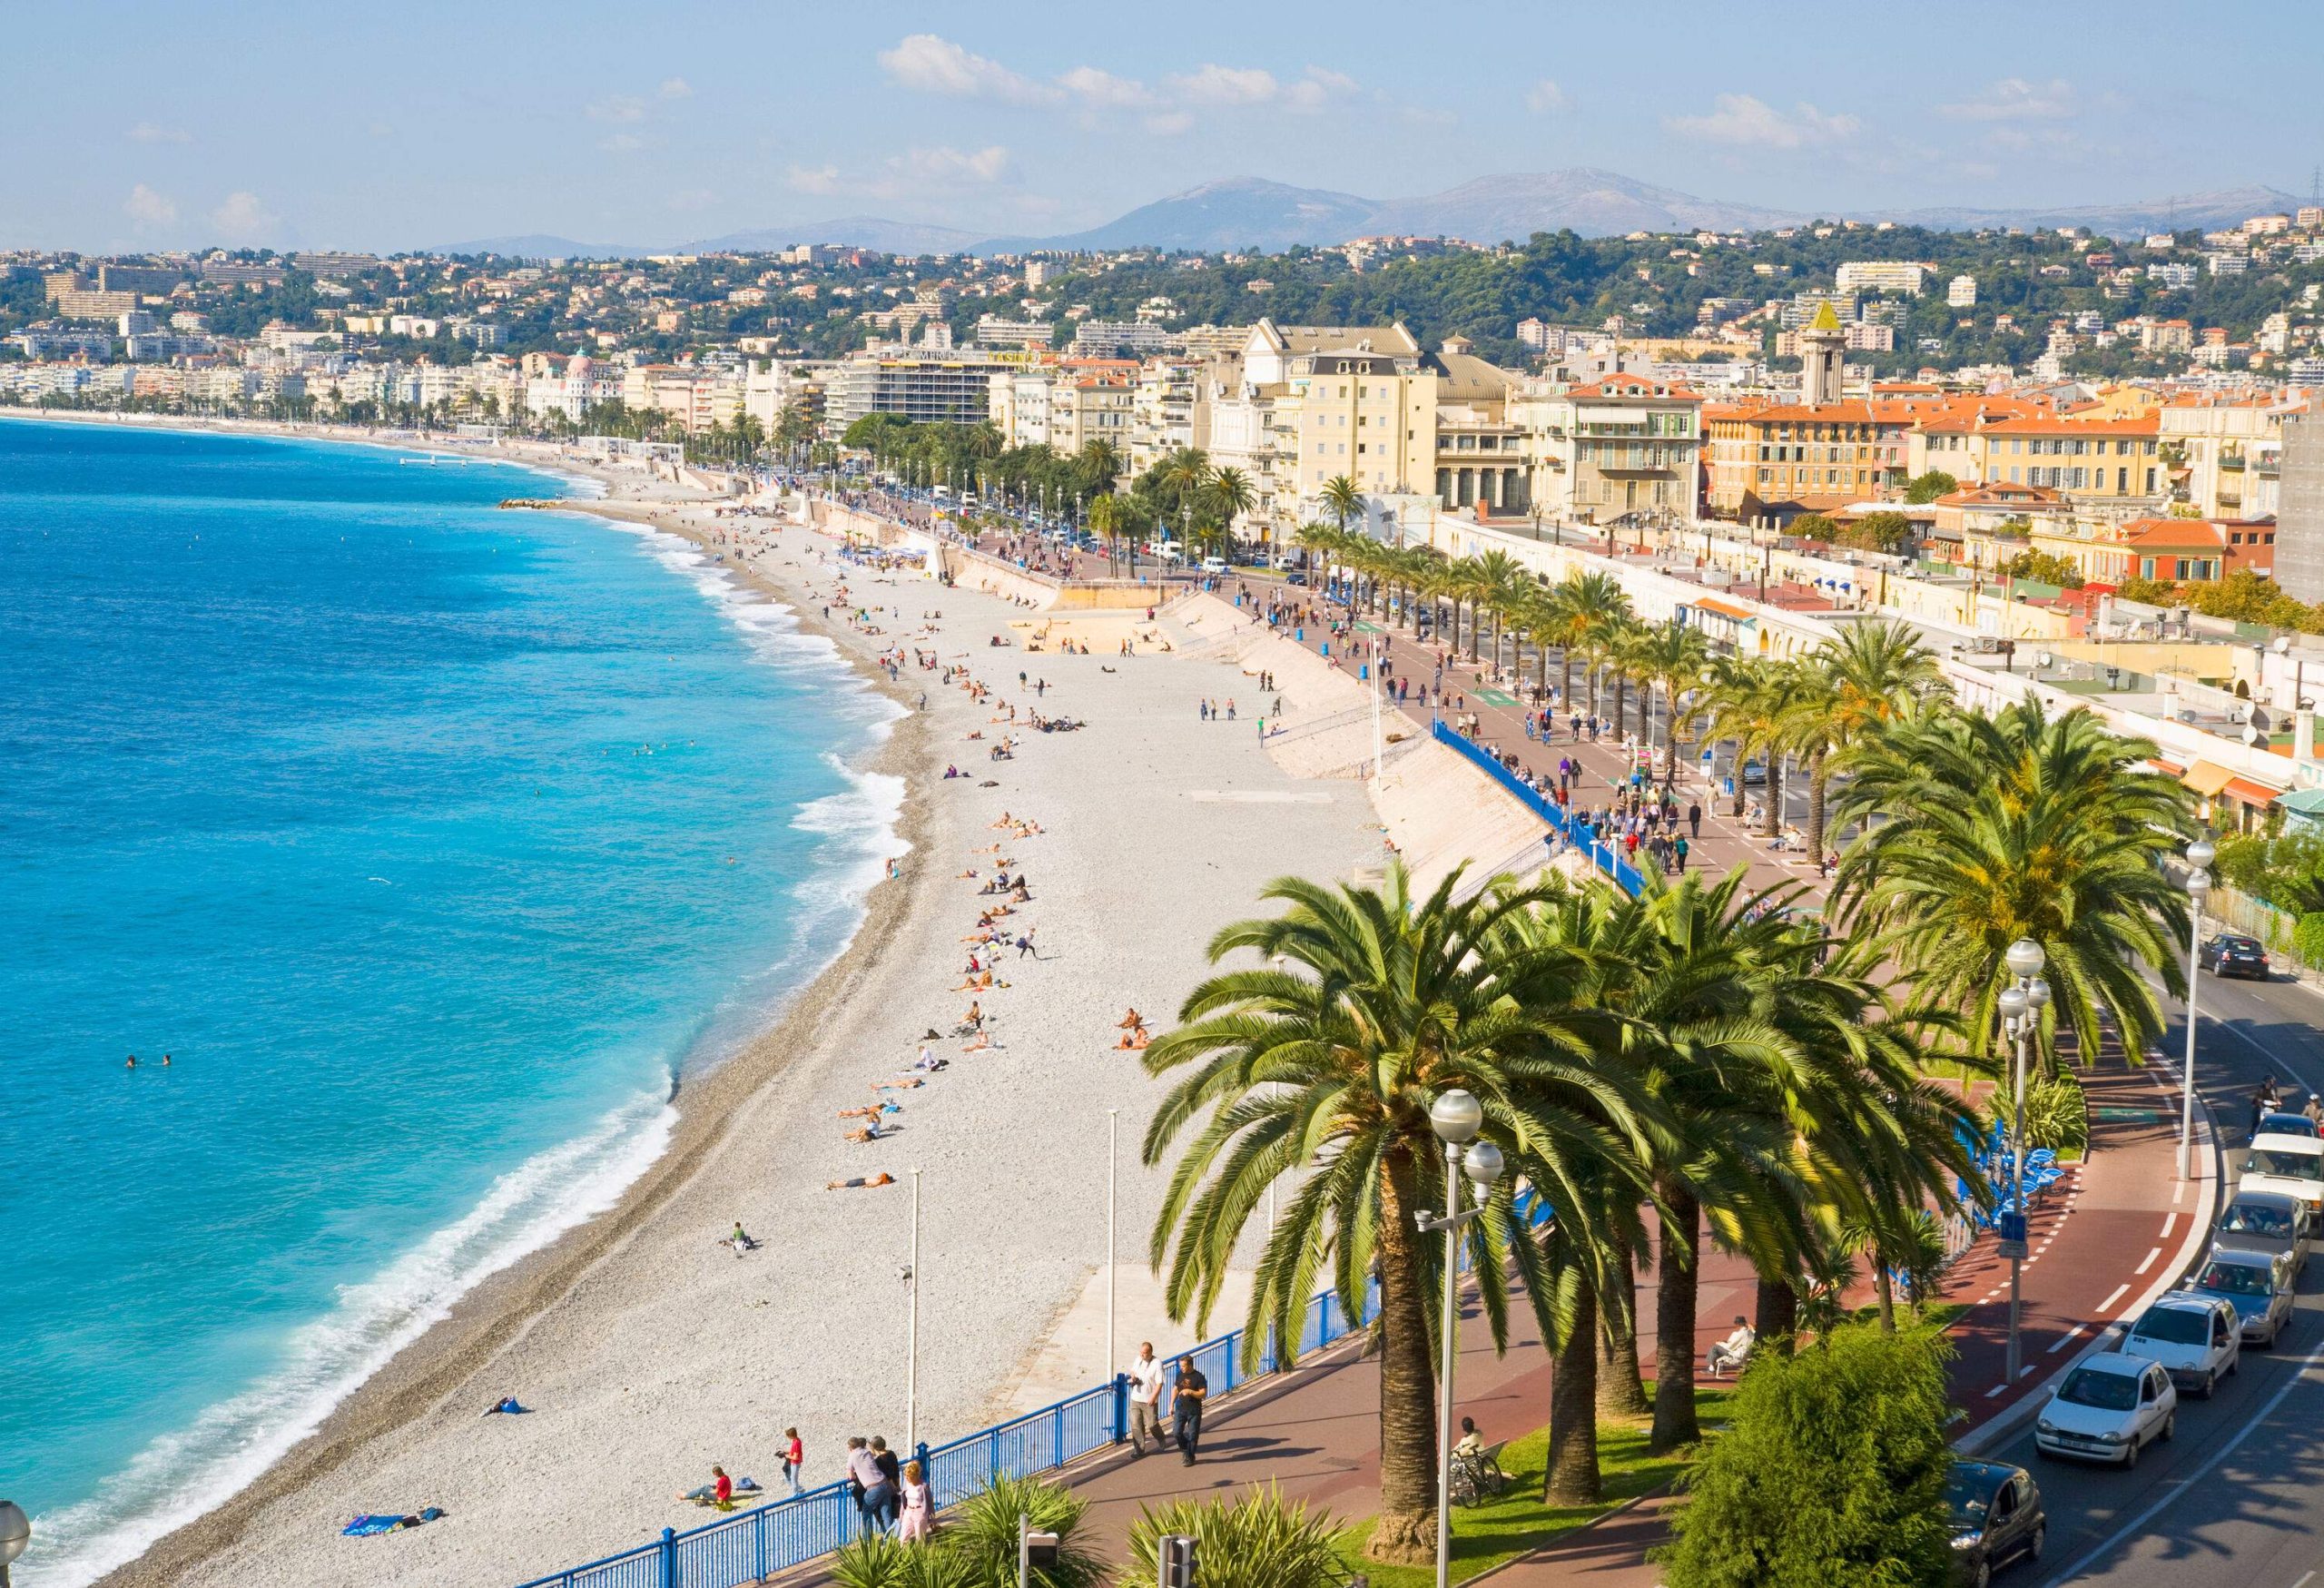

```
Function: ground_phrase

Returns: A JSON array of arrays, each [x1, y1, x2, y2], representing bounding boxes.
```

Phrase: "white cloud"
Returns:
[[1940, 77, 2076, 123], [600, 133, 644, 153], [127, 122, 192, 144], [588, 94, 647, 123], [1143, 111, 1194, 137], [209, 191, 277, 243], [787, 163, 844, 196], [1058, 65, 1153, 109], [877, 34, 1056, 104], [1663, 94, 1859, 150], [896, 143, 1011, 184], [1526, 78, 1568, 113], [658, 76, 693, 100], [1170, 64, 1281, 106], [123, 183, 178, 228]]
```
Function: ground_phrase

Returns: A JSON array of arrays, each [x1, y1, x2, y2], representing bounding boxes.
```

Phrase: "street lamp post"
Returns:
[[0, 1502, 27, 1588], [1997, 937, 2048, 1386], [2180, 840, 2215, 1180], [1414, 1090, 1505, 1588]]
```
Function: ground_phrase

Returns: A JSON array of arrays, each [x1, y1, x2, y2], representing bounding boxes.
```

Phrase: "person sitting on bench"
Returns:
[[1706, 1316, 1756, 1377]]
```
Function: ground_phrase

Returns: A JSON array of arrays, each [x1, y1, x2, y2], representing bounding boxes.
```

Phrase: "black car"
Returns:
[[2201, 933, 2272, 979], [1947, 1460, 2045, 1586], [1285, 571, 1308, 587]]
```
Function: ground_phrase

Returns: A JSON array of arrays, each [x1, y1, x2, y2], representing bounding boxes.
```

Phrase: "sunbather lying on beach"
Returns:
[[723, 1223, 760, 1257], [828, 1173, 897, 1189], [478, 1396, 527, 1416], [1118, 1028, 1151, 1050], [844, 1121, 889, 1143], [676, 1467, 747, 1509], [1118, 1008, 1144, 1030]]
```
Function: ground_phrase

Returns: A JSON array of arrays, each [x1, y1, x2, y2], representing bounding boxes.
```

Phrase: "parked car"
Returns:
[[1945, 1460, 2046, 1586], [1285, 572, 1308, 587], [2200, 932, 2271, 978], [2187, 1248, 2297, 1346], [2034, 1353, 2177, 1467], [2241, 1132, 2324, 1221], [1199, 555, 1229, 575], [2122, 1293, 2242, 1397], [2214, 1188, 2311, 1276], [2260, 1110, 2320, 1139]]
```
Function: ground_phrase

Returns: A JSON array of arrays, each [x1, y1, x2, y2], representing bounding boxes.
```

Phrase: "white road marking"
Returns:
[[2176, 1180, 2187, 1206], [2136, 1247, 2163, 1274], [2293, 1571, 2315, 1588], [2021, 1365, 2036, 1378], [2098, 1283, 2131, 1312], [2049, 1325, 2087, 1355], [1984, 1383, 2009, 1399], [2043, 1332, 2324, 1584], [2162, 1213, 2178, 1239]]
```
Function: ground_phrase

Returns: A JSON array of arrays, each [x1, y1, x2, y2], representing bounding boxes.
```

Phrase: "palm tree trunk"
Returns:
[[1806, 749, 1829, 859], [1545, 1276, 1603, 1505], [1467, 601, 1480, 664], [1611, 676, 1628, 744], [1560, 647, 1574, 713], [1650, 1180, 1702, 1453], [1762, 757, 1784, 839], [1598, 1225, 1651, 1419], [1365, 1147, 1441, 1564], [1875, 1262, 1897, 1335], [1754, 1275, 1797, 1354]]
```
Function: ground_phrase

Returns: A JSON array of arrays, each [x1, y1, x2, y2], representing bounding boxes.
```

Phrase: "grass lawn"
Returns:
[[1337, 1386, 1732, 1587]]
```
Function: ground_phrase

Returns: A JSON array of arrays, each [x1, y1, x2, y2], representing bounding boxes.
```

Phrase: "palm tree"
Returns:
[[1622, 622, 1714, 787], [1549, 573, 1632, 721], [1320, 473, 1363, 533], [1700, 658, 1805, 833], [1141, 863, 1654, 1564], [1443, 557, 1490, 663], [1207, 466, 1256, 554], [1784, 620, 1948, 861], [1832, 699, 2197, 1067], [1293, 521, 1344, 605], [1087, 492, 1124, 574]]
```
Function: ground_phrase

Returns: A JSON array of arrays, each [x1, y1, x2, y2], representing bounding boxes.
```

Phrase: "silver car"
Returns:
[[2122, 1294, 2241, 1397], [2187, 1248, 2296, 1346]]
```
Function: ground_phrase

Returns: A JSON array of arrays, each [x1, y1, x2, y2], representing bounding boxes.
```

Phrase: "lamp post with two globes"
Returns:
[[2181, 840, 2216, 1181], [1415, 1090, 1505, 1588], [1996, 937, 2051, 1386]]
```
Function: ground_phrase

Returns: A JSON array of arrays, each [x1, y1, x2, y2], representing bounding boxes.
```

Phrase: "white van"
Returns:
[[2241, 1132, 2324, 1219], [1200, 555, 1229, 575]]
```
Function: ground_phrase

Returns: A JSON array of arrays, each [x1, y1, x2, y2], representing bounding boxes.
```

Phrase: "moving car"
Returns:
[[2259, 1110, 2320, 1139], [1946, 1461, 2045, 1586], [2214, 1188, 2311, 1276], [2034, 1353, 2176, 1467], [2122, 1294, 2241, 1397], [1199, 555, 1229, 575], [2200, 932, 2271, 978], [2240, 1132, 2324, 1221], [1285, 572, 1308, 587], [2187, 1248, 2297, 1346]]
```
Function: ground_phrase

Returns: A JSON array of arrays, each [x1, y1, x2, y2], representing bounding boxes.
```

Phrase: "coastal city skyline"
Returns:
[[11, 0, 2324, 253]]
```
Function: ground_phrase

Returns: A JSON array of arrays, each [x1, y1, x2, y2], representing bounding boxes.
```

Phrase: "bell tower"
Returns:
[[1800, 299, 1846, 405]]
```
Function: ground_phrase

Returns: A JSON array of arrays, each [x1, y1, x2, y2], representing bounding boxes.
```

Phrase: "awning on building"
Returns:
[[2147, 758, 2187, 778], [2279, 785, 2324, 816], [2221, 776, 2285, 808], [2181, 760, 2237, 798], [1690, 597, 1756, 621]]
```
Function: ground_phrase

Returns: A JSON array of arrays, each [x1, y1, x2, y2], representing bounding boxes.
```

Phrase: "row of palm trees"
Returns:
[[1135, 594, 2199, 1563]]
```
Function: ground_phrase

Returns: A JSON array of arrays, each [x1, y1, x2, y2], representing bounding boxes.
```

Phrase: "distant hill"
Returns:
[[436, 234, 651, 260], [1365, 170, 1808, 242], [690, 216, 997, 257], [1879, 185, 2306, 239], [1032, 177, 1378, 253]]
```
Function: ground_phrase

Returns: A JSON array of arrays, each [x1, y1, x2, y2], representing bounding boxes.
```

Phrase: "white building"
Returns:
[[1946, 274, 1978, 308]]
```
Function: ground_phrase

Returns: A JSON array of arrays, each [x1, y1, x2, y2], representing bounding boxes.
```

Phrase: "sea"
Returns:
[[0, 419, 901, 1585]]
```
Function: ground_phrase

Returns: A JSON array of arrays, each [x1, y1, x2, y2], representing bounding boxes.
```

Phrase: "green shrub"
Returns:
[[2294, 912, 2324, 968], [1123, 1485, 1350, 1588], [1659, 1324, 1955, 1588], [1984, 1069, 2087, 1153], [829, 1474, 1102, 1588]]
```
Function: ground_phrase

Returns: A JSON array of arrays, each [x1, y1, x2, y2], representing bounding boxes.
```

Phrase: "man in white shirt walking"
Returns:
[[1127, 1341, 1167, 1456]]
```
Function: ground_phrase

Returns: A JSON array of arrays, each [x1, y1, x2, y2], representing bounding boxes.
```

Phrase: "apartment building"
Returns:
[[823, 352, 1009, 429], [2159, 390, 2305, 518], [1835, 261, 1928, 295], [1512, 374, 1703, 524], [1704, 399, 1889, 520]]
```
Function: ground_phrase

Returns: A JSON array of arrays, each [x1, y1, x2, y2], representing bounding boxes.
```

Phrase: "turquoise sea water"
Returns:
[[0, 420, 897, 1585]]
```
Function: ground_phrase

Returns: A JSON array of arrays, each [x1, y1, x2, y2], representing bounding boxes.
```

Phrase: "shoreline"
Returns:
[[25, 407, 1540, 1588], [12, 409, 932, 1588]]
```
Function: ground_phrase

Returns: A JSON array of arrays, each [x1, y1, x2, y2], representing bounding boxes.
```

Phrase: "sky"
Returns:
[[6, 0, 2319, 253]]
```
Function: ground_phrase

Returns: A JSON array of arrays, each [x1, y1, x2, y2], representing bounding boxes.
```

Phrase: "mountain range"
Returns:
[[438, 169, 2306, 260]]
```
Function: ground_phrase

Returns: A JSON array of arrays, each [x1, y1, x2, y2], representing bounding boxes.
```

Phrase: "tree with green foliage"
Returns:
[[1903, 470, 1958, 505], [1787, 512, 1839, 543], [1659, 1325, 1955, 1588], [1998, 547, 2084, 589], [1838, 510, 1915, 555]]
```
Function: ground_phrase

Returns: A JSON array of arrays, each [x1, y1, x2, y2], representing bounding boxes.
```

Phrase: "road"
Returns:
[[2002, 965, 2324, 1588]]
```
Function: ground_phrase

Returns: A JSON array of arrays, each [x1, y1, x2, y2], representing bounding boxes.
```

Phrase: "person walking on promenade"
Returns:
[[1170, 1354, 1209, 1465], [1128, 1341, 1167, 1455], [1674, 833, 1689, 874], [846, 1437, 892, 1534], [1687, 800, 1702, 839], [898, 1460, 932, 1541]]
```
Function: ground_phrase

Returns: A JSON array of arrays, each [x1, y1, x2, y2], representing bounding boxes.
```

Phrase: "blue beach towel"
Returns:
[[342, 1507, 444, 1536]]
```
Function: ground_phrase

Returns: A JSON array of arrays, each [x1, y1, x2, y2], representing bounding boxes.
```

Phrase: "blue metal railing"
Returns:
[[512, 1278, 1379, 1588], [1433, 721, 1646, 894]]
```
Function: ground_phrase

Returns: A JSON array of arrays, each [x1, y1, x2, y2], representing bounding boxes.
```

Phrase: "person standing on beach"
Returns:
[[1169, 1355, 1208, 1465], [1127, 1342, 1167, 1455], [782, 1428, 804, 1496]]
